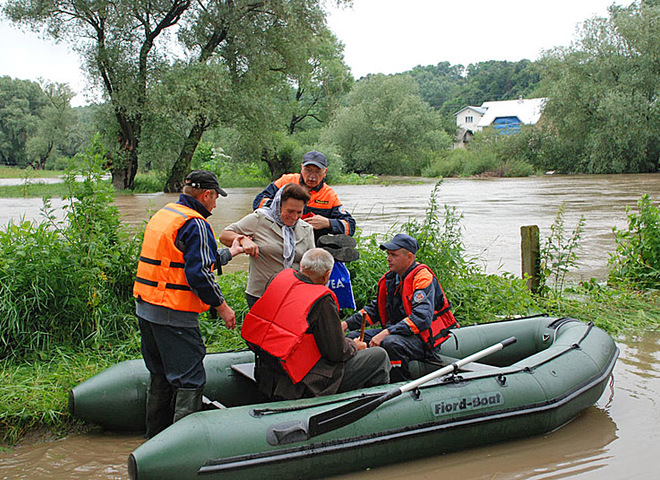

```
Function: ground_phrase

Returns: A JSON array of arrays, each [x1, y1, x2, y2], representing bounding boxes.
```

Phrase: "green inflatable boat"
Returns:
[[68, 315, 618, 480]]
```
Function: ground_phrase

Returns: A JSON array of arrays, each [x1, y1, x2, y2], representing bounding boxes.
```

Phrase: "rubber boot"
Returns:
[[173, 387, 203, 423], [145, 374, 174, 439]]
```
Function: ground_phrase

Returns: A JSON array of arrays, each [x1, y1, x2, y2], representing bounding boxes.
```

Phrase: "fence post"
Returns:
[[520, 225, 540, 292]]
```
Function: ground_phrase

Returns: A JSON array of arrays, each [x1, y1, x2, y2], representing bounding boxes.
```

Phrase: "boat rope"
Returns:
[[425, 319, 596, 385]]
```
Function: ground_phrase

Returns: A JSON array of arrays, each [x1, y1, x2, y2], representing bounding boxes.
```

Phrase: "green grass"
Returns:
[[0, 166, 65, 179], [0, 344, 140, 445]]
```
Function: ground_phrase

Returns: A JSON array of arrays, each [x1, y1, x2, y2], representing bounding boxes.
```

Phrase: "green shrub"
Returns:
[[0, 136, 141, 360], [609, 194, 660, 288]]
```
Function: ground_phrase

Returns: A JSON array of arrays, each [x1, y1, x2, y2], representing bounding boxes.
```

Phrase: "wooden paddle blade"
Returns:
[[308, 390, 400, 438]]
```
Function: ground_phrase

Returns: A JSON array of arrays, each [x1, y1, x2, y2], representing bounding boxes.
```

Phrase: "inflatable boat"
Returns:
[[68, 315, 618, 480]]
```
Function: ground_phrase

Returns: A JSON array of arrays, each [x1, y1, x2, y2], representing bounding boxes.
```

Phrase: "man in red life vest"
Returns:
[[242, 248, 390, 400], [252, 151, 356, 243], [341, 234, 458, 383], [133, 170, 244, 438]]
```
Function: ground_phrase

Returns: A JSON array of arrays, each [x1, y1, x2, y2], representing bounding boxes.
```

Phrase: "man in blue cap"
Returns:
[[341, 234, 458, 383], [252, 150, 356, 243]]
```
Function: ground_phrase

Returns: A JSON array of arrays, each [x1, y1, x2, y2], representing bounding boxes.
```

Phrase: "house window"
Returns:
[[465, 116, 473, 123]]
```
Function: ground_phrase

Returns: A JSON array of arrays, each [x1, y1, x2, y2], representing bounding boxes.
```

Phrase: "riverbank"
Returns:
[[2, 274, 660, 449], [0, 164, 414, 196], [3, 166, 660, 449]]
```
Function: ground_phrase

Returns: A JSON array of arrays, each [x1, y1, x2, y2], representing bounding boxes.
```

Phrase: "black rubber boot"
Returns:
[[145, 374, 174, 439], [173, 387, 203, 423]]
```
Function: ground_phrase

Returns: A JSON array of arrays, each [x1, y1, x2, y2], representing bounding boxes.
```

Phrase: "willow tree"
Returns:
[[4, 0, 351, 190], [539, 0, 660, 174], [160, 8, 353, 190], [326, 74, 448, 175]]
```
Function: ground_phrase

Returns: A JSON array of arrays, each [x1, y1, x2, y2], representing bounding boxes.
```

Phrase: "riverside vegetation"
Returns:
[[2, 152, 660, 447]]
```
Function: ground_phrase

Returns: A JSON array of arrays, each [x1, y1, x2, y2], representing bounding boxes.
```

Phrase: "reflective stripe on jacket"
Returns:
[[375, 264, 458, 349], [133, 203, 214, 313], [241, 268, 339, 383]]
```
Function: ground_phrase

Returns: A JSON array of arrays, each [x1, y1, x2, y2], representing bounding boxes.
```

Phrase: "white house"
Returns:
[[454, 97, 547, 146], [455, 105, 487, 130]]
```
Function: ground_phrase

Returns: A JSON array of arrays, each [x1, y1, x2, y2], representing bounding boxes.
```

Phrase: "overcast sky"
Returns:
[[0, 0, 625, 106]]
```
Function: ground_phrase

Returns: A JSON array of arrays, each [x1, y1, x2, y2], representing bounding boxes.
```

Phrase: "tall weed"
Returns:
[[538, 203, 586, 300], [347, 181, 538, 323]]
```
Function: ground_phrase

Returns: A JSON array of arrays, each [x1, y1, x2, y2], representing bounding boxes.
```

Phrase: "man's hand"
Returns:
[[340, 320, 348, 332], [369, 328, 390, 347], [229, 235, 245, 257], [353, 338, 367, 351], [240, 237, 259, 258], [303, 214, 330, 230], [216, 301, 236, 330]]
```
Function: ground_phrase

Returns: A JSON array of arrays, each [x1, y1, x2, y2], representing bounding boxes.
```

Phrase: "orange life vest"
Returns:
[[375, 264, 458, 349], [133, 203, 215, 313], [242, 269, 339, 383]]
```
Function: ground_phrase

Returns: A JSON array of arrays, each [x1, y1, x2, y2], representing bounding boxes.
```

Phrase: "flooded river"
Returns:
[[1, 173, 660, 478], [3, 173, 659, 279]]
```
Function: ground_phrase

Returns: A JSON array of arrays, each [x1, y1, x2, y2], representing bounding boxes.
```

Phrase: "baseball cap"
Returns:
[[302, 151, 327, 169], [184, 170, 227, 197], [379, 233, 419, 254]]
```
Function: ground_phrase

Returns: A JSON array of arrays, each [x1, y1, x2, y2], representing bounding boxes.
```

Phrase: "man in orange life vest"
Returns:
[[341, 234, 458, 383], [133, 170, 244, 438], [252, 151, 356, 242], [242, 248, 390, 400]]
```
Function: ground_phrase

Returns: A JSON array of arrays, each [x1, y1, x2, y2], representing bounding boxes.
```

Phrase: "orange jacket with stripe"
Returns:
[[346, 263, 458, 349], [252, 173, 356, 238], [133, 202, 215, 314]]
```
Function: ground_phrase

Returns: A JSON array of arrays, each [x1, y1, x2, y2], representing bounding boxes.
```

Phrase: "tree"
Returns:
[[4, 0, 194, 189], [325, 74, 450, 175], [539, 1, 660, 173], [4, 0, 351, 190], [0, 76, 47, 166], [160, 2, 348, 190], [26, 82, 75, 169]]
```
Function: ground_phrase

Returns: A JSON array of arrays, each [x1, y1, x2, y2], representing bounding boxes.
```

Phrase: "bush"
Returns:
[[0, 137, 141, 360], [198, 143, 270, 187], [609, 194, 660, 288]]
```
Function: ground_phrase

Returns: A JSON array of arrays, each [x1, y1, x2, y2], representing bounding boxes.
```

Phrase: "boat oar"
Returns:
[[307, 336, 517, 438], [358, 313, 367, 342]]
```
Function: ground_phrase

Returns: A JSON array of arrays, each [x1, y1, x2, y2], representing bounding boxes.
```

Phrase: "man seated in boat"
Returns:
[[242, 248, 391, 400], [341, 234, 458, 383]]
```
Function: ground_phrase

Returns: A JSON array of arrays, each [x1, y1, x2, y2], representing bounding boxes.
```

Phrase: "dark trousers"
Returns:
[[138, 317, 206, 389], [337, 347, 391, 392], [349, 328, 426, 383], [246, 293, 260, 310]]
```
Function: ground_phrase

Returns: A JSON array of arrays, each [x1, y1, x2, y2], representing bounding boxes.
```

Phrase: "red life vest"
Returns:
[[376, 264, 458, 349], [133, 203, 214, 313], [241, 269, 339, 383]]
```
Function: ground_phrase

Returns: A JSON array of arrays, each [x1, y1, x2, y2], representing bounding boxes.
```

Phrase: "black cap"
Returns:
[[302, 151, 327, 169], [184, 170, 227, 197], [380, 233, 418, 254]]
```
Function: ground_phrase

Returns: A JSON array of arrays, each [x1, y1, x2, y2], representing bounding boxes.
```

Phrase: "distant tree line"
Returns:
[[1, 0, 659, 184]]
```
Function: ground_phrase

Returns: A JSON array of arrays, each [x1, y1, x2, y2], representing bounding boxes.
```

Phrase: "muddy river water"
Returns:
[[1, 174, 660, 479]]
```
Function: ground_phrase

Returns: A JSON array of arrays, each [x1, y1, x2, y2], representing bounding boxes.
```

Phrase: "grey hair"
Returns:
[[300, 248, 334, 277]]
